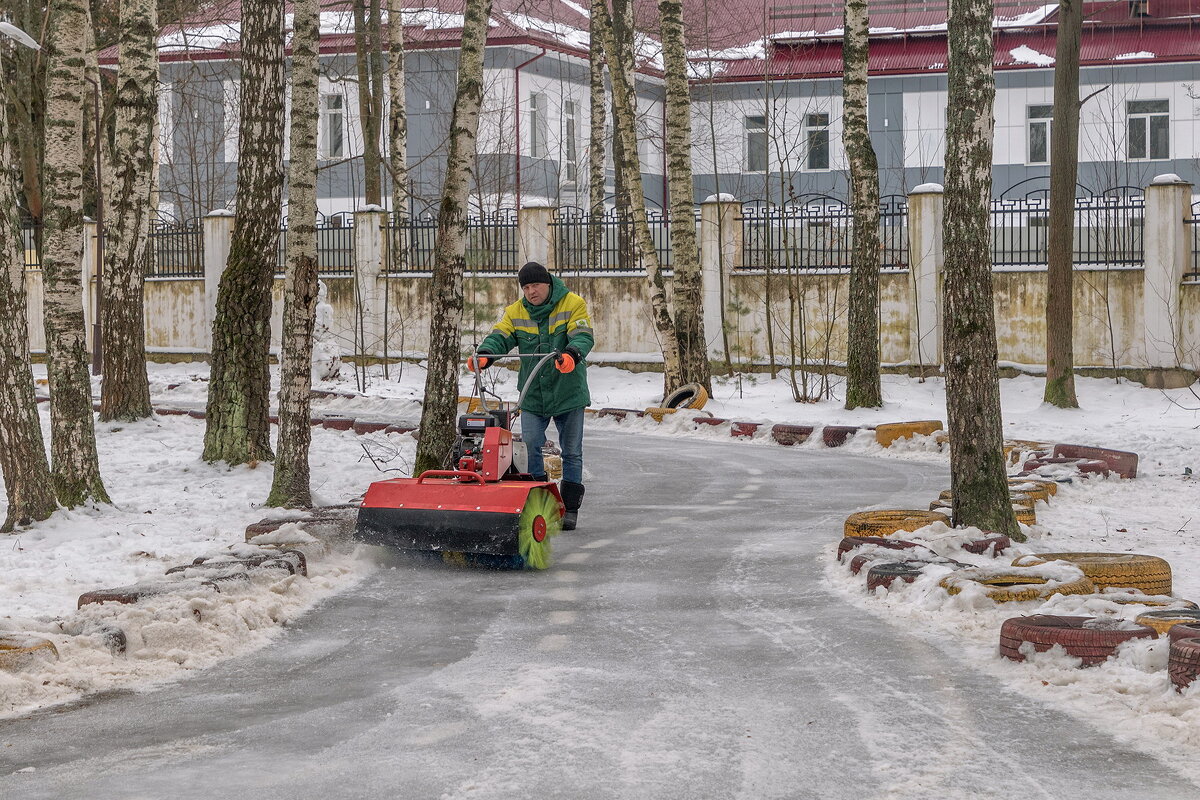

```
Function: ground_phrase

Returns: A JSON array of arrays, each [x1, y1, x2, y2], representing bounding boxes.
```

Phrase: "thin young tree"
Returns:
[[203, 1, 286, 465], [842, 0, 882, 409], [354, 0, 385, 205], [412, 0, 494, 476], [942, 0, 1020, 538], [266, 0, 320, 507], [388, 0, 409, 262], [1043, 0, 1083, 408], [99, 0, 156, 422], [587, 0, 607, 269], [659, 0, 711, 394], [0, 31, 57, 532], [41, 0, 109, 506], [595, 0, 683, 392]]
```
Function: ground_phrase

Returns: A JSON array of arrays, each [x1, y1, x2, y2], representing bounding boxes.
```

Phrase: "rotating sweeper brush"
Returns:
[[354, 352, 566, 569]]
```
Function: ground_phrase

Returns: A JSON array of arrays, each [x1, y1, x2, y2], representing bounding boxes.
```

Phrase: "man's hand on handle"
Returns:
[[466, 351, 492, 372], [555, 347, 582, 374]]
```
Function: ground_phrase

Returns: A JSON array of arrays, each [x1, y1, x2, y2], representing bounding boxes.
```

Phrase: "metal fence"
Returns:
[[990, 187, 1145, 267], [739, 195, 909, 271], [552, 206, 678, 272], [1188, 201, 1200, 282], [21, 224, 40, 268], [383, 208, 520, 273], [147, 220, 203, 278], [277, 215, 355, 276]]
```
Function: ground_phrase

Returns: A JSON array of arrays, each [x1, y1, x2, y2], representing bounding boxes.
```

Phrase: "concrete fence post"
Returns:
[[354, 205, 388, 358], [1142, 175, 1193, 384], [82, 218, 97, 354], [202, 209, 235, 350], [907, 183, 944, 369], [700, 194, 741, 358], [518, 202, 555, 269]]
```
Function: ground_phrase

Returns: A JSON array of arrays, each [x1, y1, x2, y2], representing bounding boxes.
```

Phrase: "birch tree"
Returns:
[[587, 0, 607, 269], [412, 0, 493, 476], [0, 33, 57, 532], [41, 0, 109, 506], [942, 0, 1020, 538], [388, 0, 409, 264], [595, 0, 683, 392], [266, 0, 320, 507], [842, 0, 882, 409], [203, 1, 286, 465], [99, 0, 156, 422], [1043, 0, 1083, 408], [354, 0, 385, 205], [659, 0, 711, 394]]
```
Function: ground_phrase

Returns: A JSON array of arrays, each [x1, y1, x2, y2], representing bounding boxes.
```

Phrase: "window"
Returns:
[[529, 92, 547, 158], [563, 100, 579, 185], [1027, 104, 1053, 164], [321, 94, 345, 160], [1127, 99, 1169, 160], [157, 82, 173, 164], [804, 112, 830, 170], [745, 115, 767, 172], [1129, 0, 1149, 17]]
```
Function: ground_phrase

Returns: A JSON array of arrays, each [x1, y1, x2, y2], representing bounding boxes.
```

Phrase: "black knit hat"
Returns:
[[518, 261, 553, 287]]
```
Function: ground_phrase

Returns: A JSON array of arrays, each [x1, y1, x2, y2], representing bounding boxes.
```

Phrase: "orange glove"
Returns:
[[466, 354, 491, 372], [554, 351, 576, 373]]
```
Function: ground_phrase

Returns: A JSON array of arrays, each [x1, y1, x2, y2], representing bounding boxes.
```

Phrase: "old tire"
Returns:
[[1012, 552, 1172, 595], [1169, 637, 1200, 691], [940, 568, 1095, 603], [1136, 609, 1200, 636], [1007, 477, 1058, 502], [663, 383, 709, 411], [866, 561, 926, 590], [874, 420, 943, 448], [999, 615, 1156, 666], [837, 535, 920, 562], [844, 509, 950, 538]]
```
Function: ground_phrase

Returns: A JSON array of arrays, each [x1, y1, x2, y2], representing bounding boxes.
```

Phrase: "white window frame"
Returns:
[[529, 92, 547, 159], [803, 112, 831, 171], [1126, 99, 1170, 161], [320, 93, 346, 160], [562, 99, 579, 186], [1027, 104, 1053, 165], [157, 82, 173, 164], [745, 115, 767, 173], [222, 79, 240, 162]]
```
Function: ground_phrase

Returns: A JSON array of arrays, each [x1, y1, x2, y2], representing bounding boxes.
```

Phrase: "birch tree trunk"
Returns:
[[354, 0, 384, 205], [0, 88, 57, 532], [100, 0, 156, 422], [659, 0, 711, 394], [388, 0, 409, 269], [595, 0, 683, 392], [842, 0, 882, 409], [943, 0, 1020, 539], [412, 0, 492, 476], [1043, 0, 1082, 409], [266, 0, 320, 508], [42, 0, 109, 507], [202, 0, 286, 465], [587, 0, 607, 270]]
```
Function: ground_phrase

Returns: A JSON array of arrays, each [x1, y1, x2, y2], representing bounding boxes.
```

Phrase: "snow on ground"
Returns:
[[1, 358, 1199, 752]]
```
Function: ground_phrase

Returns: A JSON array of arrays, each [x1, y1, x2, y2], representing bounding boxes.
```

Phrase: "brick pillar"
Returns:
[[202, 209, 235, 349], [518, 202, 555, 269], [700, 194, 741, 358], [907, 183, 944, 368], [1142, 175, 1193, 381], [354, 205, 388, 357]]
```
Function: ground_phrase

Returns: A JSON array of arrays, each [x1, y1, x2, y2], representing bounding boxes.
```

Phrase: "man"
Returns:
[[469, 262, 594, 531]]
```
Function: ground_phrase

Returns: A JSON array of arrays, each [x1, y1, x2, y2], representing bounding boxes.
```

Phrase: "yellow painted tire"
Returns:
[[940, 569, 1095, 603], [938, 489, 1035, 509], [662, 383, 709, 411], [843, 509, 950, 538], [1136, 609, 1200, 636], [644, 407, 678, 423], [1007, 477, 1058, 502], [1012, 552, 1172, 595], [875, 420, 943, 448], [0, 634, 59, 670], [1074, 592, 1195, 609], [1014, 506, 1036, 526]]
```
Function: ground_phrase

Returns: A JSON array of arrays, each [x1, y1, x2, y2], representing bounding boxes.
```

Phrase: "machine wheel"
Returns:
[[518, 486, 563, 570]]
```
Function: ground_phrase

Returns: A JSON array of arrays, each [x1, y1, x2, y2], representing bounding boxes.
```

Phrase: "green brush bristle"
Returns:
[[518, 486, 562, 570]]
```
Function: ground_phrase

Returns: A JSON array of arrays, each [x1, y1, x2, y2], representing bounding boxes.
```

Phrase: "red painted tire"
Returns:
[[962, 533, 1012, 556], [1022, 456, 1110, 477], [999, 615, 1155, 666], [1169, 638, 1200, 691], [1169, 623, 1200, 643], [866, 561, 925, 591], [836, 535, 920, 562]]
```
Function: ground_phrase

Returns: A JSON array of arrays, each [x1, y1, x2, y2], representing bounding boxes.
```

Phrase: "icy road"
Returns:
[[1, 431, 1196, 799]]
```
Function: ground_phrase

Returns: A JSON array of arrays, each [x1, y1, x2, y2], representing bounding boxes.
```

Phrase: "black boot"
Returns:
[[559, 481, 585, 531]]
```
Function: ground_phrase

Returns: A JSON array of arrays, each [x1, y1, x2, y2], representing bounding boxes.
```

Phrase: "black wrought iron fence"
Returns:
[[147, 220, 203, 278], [990, 187, 1145, 267], [552, 206, 678, 272], [1187, 201, 1200, 282], [383, 208, 520, 273], [738, 195, 908, 271], [21, 223, 40, 269], [276, 215, 355, 276], [384, 211, 438, 273]]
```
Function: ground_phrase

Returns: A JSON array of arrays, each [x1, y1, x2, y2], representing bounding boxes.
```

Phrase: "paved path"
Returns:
[[1, 431, 1195, 799]]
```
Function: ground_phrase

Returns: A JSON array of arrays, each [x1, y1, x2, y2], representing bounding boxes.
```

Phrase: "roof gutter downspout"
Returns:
[[514, 48, 548, 212]]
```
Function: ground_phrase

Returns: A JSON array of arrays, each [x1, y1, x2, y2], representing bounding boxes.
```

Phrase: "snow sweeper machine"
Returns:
[[353, 352, 566, 569]]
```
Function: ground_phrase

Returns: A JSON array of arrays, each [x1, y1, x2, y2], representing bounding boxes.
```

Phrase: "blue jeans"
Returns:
[[521, 407, 585, 484]]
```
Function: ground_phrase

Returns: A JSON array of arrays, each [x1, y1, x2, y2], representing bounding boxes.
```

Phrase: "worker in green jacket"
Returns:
[[468, 262, 594, 530]]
